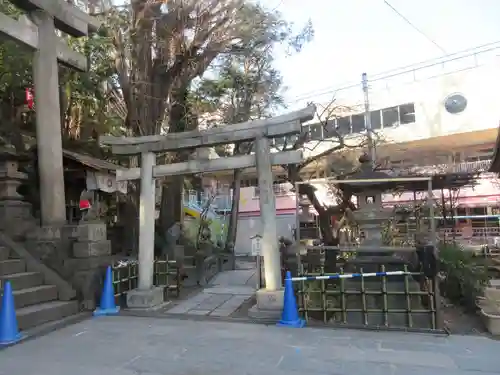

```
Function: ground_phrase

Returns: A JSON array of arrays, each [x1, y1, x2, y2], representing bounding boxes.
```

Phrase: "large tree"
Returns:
[[191, 5, 313, 254], [275, 102, 377, 272], [100, 0, 313, 232]]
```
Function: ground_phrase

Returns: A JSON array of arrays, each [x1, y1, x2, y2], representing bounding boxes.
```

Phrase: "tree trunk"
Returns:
[[159, 178, 183, 232], [225, 168, 242, 269], [287, 166, 338, 273], [158, 83, 190, 232]]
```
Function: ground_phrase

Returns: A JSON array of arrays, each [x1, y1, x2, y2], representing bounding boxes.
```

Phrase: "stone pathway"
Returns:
[[166, 260, 257, 317], [2, 316, 500, 374]]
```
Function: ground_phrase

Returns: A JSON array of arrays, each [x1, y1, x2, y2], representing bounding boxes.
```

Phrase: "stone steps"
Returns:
[[1, 271, 44, 291], [16, 301, 79, 331], [0, 252, 79, 331]]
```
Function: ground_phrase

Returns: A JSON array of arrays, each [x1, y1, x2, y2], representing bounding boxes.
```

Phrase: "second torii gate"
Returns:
[[100, 106, 315, 309]]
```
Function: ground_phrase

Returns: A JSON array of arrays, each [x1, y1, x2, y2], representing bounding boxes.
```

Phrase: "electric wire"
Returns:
[[286, 41, 500, 104], [383, 0, 447, 54]]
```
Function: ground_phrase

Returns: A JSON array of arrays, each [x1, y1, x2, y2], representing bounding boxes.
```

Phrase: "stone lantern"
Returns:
[[0, 147, 35, 238], [341, 154, 430, 327], [344, 153, 394, 250]]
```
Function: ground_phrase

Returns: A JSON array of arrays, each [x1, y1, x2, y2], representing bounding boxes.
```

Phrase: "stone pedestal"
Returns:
[[248, 289, 284, 320], [64, 222, 115, 310], [126, 286, 164, 310], [25, 225, 67, 266], [72, 222, 111, 258]]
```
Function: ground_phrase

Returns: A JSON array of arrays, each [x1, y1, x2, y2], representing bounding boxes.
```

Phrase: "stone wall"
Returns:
[[63, 222, 117, 310]]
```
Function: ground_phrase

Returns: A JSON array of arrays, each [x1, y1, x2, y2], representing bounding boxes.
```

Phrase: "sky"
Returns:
[[267, 0, 500, 110]]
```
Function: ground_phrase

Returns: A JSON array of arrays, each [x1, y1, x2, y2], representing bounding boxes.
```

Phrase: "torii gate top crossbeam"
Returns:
[[11, 0, 101, 36], [0, 12, 87, 71], [100, 105, 316, 155]]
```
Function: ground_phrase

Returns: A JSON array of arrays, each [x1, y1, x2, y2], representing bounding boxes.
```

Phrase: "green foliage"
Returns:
[[439, 242, 490, 311], [192, 3, 313, 124], [0, 1, 122, 151], [60, 29, 122, 141], [0, 1, 32, 112], [183, 215, 228, 247]]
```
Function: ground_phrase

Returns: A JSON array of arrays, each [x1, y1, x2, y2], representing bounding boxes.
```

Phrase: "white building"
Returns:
[[204, 47, 500, 254]]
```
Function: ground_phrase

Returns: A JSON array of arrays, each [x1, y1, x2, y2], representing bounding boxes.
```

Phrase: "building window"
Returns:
[[285, 134, 298, 146], [452, 152, 461, 162], [336, 116, 351, 135], [274, 137, 285, 147], [399, 103, 415, 124], [254, 183, 288, 197], [309, 123, 323, 140], [370, 110, 382, 129], [382, 106, 399, 128], [323, 120, 337, 138], [351, 114, 365, 133], [479, 148, 494, 154], [301, 125, 311, 142]]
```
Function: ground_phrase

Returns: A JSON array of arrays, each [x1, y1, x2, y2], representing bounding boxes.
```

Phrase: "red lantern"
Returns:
[[79, 199, 91, 210], [25, 88, 34, 110]]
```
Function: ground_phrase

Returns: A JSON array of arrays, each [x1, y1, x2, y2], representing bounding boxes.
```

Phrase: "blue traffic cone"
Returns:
[[93, 266, 120, 316], [0, 281, 22, 345], [277, 271, 305, 328]]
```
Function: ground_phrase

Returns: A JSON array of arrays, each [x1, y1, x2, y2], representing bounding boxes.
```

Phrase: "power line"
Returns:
[[286, 40, 500, 104], [383, 0, 447, 54], [270, 0, 284, 11]]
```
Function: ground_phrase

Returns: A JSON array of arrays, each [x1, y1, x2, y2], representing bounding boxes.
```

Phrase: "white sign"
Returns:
[[86, 172, 128, 194], [251, 236, 262, 256]]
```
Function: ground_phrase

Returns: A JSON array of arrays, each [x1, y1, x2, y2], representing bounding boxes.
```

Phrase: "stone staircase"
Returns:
[[0, 245, 78, 330]]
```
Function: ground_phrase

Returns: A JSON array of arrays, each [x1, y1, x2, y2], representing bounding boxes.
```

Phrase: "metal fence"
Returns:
[[112, 257, 181, 304]]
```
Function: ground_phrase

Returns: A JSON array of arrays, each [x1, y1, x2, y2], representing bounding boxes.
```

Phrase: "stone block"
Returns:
[[126, 287, 164, 309], [248, 289, 285, 321], [75, 222, 107, 242], [256, 288, 284, 311], [64, 255, 115, 271], [73, 240, 111, 258], [72, 267, 107, 310], [248, 304, 281, 320], [24, 239, 60, 261], [26, 225, 62, 241], [0, 201, 32, 221]]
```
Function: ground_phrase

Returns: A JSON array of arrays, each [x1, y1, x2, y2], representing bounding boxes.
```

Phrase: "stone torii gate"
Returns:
[[0, 1, 100, 225], [100, 106, 315, 309]]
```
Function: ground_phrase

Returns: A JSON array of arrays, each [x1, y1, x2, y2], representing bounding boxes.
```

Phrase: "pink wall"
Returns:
[[384, 176, 500, 207], [239, 187, 296, 214], [238, 176, 500, 215]]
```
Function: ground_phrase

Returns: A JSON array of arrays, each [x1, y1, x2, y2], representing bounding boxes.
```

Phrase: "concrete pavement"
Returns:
[[1, 316, 500, 374], [166, 259, 257, 317]]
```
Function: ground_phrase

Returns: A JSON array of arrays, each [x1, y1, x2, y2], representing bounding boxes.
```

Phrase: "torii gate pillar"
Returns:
[[32, 11, 66, 225], [3, 0, 100, 225]]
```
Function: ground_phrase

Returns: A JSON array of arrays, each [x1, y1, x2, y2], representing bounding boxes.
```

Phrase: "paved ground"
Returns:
[[1, 316, 500, 374], [166, 260, 257, 317]]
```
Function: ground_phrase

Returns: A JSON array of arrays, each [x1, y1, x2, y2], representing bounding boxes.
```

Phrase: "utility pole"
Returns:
[[362, 72, 376, 167]]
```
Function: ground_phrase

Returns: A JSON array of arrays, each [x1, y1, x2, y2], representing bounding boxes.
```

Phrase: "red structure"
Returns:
[[25, 88, 34, 110]]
